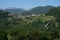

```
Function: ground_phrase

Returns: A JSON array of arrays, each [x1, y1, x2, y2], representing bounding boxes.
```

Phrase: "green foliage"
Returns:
[[46, 7, 60, 23], [0, 10, 9, 29], [0, 7, 60, 40], [0, 30, 8, 40], [46, 7, 60, 17]]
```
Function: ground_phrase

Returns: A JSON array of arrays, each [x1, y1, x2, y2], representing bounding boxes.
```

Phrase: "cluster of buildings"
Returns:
[[8, 13, 40, 19]]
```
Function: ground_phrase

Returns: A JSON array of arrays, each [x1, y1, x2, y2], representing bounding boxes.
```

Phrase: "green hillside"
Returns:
[[0, 6, 60, 40]]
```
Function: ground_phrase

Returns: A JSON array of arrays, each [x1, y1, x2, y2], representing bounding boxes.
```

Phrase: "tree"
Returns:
[[0, 10, 9, 29], [0, 30, 8, 40]]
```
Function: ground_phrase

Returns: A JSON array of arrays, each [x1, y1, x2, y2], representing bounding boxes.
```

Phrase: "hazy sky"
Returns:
[[0, 0, 60, 9]]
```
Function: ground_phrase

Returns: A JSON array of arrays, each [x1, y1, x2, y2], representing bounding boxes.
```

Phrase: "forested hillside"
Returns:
[[0, 7, 60, 40], [27, 6, 54, 14]]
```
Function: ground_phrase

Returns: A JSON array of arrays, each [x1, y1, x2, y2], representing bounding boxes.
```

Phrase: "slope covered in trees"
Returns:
[[46, 7, 60, 17], [21, 6, 54, 15], [46, 7, 60, 28], [0, 6, 60, 40], [0, 10, 9, 29]]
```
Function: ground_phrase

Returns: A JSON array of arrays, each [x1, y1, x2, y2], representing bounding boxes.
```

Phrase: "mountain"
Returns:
[[27, 6, 54, 14], [46, 6, 60, 17], [4, 6, 55, 15], [5, 7, 26, 14]]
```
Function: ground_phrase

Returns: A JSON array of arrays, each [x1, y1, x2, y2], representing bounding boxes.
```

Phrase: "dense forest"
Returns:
[[0, 7, 60, 40]]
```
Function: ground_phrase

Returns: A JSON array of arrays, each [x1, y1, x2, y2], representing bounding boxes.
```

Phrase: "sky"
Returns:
[[0, 0, 60, 9]]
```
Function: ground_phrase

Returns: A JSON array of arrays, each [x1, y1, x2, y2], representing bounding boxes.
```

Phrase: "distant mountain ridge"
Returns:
[[27, 6, 54, 14], [5, 6, 55, 15], [5, 8, 26, 14]]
